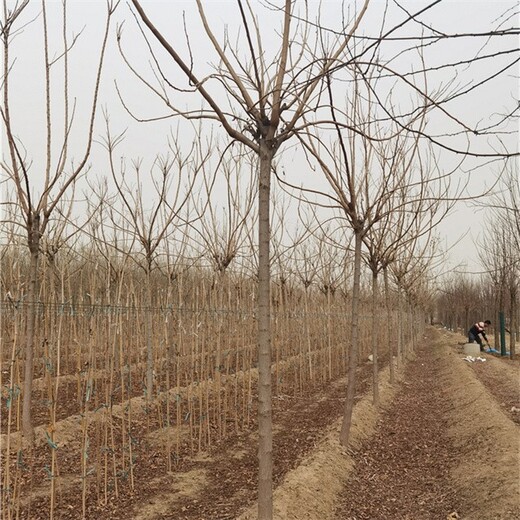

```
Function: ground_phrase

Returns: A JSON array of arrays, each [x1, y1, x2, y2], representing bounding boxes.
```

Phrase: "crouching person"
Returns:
[[468, 320, 491, 352]]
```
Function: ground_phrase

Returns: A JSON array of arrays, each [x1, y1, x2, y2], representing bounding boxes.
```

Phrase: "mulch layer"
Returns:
[[10, 335, 518, 520], [11, 361, 377, 520], [467, 355, 520, 425], [334, 341, 460, 519], [166, 364, 374, 520]]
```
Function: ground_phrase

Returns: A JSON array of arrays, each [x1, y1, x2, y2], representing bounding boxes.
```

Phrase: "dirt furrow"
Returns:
[[334, 339, 459, 519], [464, 353, 520, 425], [333, 329, 519, 520]]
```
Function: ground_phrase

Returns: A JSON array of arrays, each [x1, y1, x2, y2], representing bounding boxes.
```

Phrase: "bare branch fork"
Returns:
[[121, 0, 517, 516], [1, 0, 119, 443]]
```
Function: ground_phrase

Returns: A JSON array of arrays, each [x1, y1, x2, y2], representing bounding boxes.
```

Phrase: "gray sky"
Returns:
[[1, 0, 518, 277]]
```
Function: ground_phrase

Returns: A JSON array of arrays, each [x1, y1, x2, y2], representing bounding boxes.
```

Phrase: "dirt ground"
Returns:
[[334, 329, 520, 520], [6, 328, 520, 519]]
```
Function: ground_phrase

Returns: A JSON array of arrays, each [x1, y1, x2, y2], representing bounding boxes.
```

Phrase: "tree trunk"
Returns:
[[397, 282, 404, 367], [339, 230, 362, 446], [145, 268, 154, 400], [409, 302, 415, 354], [22, 215, 41, 443], [494, 288, 502, 352], [371, 269, 379, 406], [510, 288, 516, 359], [383, 266, 395, 384], [257, 143, 274, 520]]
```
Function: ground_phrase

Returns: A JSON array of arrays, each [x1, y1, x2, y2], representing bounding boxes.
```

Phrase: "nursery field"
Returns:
[[2, 319, 518, 519], [1, 275, 402, 520], [1, 1, 518, 518]]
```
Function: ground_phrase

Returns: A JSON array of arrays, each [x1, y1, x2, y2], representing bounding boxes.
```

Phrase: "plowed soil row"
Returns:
[[334, 336, 458, 519], [5, 357, 379, 519], [464, 350, 520, 425], [334, 329, 519, 520], [236, 328, 518, 520]]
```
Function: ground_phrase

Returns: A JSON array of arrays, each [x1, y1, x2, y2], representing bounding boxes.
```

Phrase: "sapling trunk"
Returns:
[[304, 289, 313, 382], [274, 285, 282, 395], [340, 230, 362, 446], [145, 269, 154, 401], [80, 336, 93, 519], [397, 283, 404, 369], [509, 290, 516, 359], [164, 315, 172, 472], [49, 282, 65, 520], [3, 314, 19, 520], [22, 231, 41, 444], [198, 384, 203, 452], [383, 266, 395, 385], [327, 289, 332, 381], [371, 269, 380, 406]]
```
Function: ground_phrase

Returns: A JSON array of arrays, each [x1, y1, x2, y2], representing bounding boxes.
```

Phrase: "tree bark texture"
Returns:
[[22, 214, 41, 443], [383, 266, 395, 385], [257, 143, 274, 519], [371, 270, 379, 406], [340, 230, 362, 446], [146, 270, 154, 400]]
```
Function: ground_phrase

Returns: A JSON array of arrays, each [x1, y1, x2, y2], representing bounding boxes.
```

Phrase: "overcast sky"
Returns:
[[1, 0, 518, 277]]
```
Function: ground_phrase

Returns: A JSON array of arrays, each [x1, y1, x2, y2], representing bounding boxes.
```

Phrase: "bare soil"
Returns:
[[333, 329, 519, 520], [5, 328, 519, 519], [334, 338, 458, 519]]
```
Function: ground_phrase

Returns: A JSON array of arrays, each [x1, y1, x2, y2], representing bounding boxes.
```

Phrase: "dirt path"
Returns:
[[334, 330, 519, 520], [334, 338, 458, 519]]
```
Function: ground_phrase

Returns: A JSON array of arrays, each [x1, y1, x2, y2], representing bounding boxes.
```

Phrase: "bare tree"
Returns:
[[481, 166, 519, 356], [100, 121, 203, 400], [390, 227, 444, 355], [1, 0, 118, 442], [189, 145, 256, 275], [292, 58, 449, 443], [480, 221, 519, 356], [117, 0, 517, 514], [123, 2, 371, 515]]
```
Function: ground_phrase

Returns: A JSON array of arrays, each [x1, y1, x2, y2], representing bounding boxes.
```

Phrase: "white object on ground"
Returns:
[[462, 356, 487, 363]]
